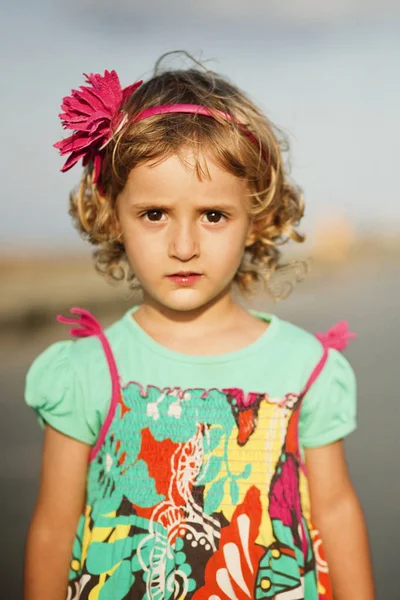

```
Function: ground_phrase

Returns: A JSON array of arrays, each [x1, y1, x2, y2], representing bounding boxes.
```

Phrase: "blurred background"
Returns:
[[1, 0, 399, 597]]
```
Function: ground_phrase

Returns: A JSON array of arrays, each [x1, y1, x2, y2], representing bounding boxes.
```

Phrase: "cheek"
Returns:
[[206, 221, 249, 255], [124, 236, 152, 263], [122, 227, 167, 279], [121, 226, 142, 257], [200, 226, 248, 277]]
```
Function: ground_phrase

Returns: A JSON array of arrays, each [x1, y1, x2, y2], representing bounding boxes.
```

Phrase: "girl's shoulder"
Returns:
[[272, 315, 324, 358], [268, 315, 358, 448], [24, 309, 130, 445], [255, 309, 356, 377], [25, 309, 128, 383]]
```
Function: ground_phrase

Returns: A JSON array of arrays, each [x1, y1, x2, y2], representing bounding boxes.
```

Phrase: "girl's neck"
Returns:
[[136, 289, 239, 337], [133, 291, 269, 356]]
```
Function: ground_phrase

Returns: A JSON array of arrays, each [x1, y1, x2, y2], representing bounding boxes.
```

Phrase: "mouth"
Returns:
[[168, 272, 202, 277], [166, 272, 204, 286]]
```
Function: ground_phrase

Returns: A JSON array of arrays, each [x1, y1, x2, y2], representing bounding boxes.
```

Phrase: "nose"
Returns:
[[168, 220, 200, 262]]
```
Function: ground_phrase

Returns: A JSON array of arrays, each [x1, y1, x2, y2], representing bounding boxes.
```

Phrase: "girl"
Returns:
[[24, 55, 375, 600]]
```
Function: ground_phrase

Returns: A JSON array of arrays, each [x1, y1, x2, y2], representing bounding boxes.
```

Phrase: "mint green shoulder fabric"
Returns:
[[25, 308, 357, 448], [299, 348, 356, 447], [25, 336, 109, 445]]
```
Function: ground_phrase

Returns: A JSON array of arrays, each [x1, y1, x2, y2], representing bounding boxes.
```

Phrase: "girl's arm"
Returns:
[[305, 440, 375, 600], [24, 425, 91, 600]]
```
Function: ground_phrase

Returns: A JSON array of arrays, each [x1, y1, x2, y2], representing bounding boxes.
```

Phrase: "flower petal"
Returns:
[[92, 154, 102, 184], [60, 150, 88, 173], [121, 80, 143, 105], [54, 70, 141, 178], [54, 131, 104, 154]]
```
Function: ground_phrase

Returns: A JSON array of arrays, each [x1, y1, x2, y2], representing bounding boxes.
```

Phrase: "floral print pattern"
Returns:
[[67, 382, 332, 600]]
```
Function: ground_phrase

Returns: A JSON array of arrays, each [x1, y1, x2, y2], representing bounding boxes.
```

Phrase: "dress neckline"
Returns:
[[123, 306, 279, 365]]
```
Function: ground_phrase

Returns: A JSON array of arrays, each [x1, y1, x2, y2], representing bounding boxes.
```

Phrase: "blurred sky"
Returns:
[[1, 0, 400, 253]]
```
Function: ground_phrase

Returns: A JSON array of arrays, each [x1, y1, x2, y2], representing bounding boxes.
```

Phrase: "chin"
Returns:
[[162, 295, 210, 313], [152, 287, 224, 313]]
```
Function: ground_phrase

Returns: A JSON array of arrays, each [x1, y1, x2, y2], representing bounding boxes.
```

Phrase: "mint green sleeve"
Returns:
[[25, 341, 100, 445], [299, 349, 357, 448]]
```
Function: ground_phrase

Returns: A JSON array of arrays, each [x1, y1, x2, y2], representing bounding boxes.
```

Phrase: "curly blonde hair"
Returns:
[[69, 53, 305, 295]]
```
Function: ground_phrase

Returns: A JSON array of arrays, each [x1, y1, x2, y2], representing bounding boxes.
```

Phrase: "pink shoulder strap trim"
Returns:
[[57, 307, 120, 461], [301, 321, 356, 395]]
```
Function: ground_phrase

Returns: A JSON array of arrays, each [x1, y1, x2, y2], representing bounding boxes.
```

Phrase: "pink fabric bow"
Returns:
[[315, 320, 356, 351], [56, 307, 103, 338], [54, 70, 142, 183]]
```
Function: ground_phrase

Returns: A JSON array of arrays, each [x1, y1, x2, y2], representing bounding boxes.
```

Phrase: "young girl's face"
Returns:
[[116, 151, 253, 314]]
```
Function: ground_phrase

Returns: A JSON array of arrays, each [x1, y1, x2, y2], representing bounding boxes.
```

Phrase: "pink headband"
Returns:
[[133, 104, 261, 150], [54, 70, 263, 185]]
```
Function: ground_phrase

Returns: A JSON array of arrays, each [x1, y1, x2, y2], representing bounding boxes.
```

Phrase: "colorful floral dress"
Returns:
[[26, 308, 356, 600]]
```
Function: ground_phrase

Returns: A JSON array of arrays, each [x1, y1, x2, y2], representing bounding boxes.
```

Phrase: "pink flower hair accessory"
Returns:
[[54, 70, 143, 184]]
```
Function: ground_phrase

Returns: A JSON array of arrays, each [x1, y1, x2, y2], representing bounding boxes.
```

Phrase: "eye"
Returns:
[[203, 211, 227, 224], [142, 210, 165, 222]]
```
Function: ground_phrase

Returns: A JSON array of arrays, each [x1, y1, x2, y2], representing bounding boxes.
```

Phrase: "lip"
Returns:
[[166, 272, 204, 286], [168, 271, 202, 276]]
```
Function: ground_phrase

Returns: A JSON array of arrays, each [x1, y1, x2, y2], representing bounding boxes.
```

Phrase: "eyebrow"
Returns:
[[130, 201, 238, 211], [130, 202, 169, 210]]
